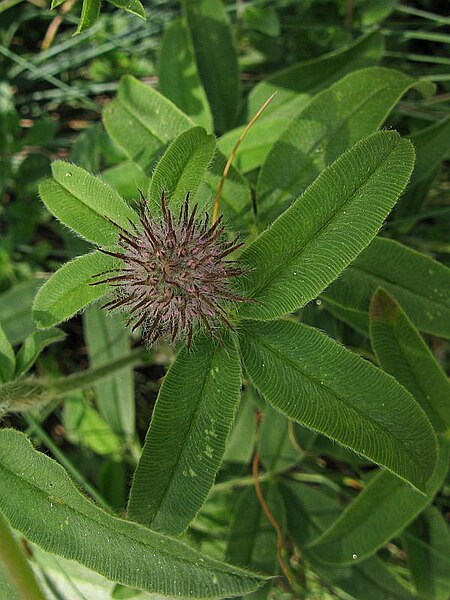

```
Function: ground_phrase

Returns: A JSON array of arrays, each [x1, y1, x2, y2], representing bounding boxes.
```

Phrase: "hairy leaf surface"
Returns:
[[237, 131, 415, 320], [248, 30, 382, 117], [238, 319, 437, 491], [33, 252, 117, 329], [39, 162, 138, 246], [148, 126, 215, 213], [256, 67, 429, 227], [127, 333, 241, 535], [0, 429, 265, 598]]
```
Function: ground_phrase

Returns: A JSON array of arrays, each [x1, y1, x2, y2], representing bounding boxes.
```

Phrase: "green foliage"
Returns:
[[33, 252, 117, 329], [128, 333, 241, 535], [183, 0, 241, 132], [237, 132, 415, 320], [238, 319, 437, 491], [0, 429, 265, 598], [323, 237, 450, 339], [1, 3, 450, 598], [159, 18, 213, 131], [83, 306, 135, 441]]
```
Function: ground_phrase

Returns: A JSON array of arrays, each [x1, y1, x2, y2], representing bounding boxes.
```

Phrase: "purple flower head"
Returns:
[[91, 191, 248, 346]]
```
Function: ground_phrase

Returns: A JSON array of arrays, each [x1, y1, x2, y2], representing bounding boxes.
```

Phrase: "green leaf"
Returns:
[[217, 116, 292, 175], [76, 0, 101, 34], [100, 161, 149, 201], [103, 75, 192, 170], [281, 482, 415, 600], [84, 316, 134, 435], [15, 328, 66, 377], [370, 289, 450, 433], [83, 306, 135, 440], [0, 324, 15, 384], [395, 115, 450, 225], [33, 252, 117, 330], [103, 75, 252, 231], [39, 161, 138, 246], [256, 67, 427, 227], [248, 30, 383, 118], [0, 429, 265, 598], [183, 0, 241, 132], [148, 126, 216, 214], [226, 482, 284, 574], [223, 389, 256, 465], [306, 439, 449, 565], [403, 507, 450, 600], [159, 18, 213, 131], [62, 393, 122, 456], [322, 236, 450, 339], [237, 131, 415, 320], [106, 0, 146, 19], [238, 319, 437, 492], [0, 279, 45, 345], [258, 404, 299, 472], [127, 333, 242, 535]]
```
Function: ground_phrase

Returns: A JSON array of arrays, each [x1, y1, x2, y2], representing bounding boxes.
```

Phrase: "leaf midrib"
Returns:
[[242, 326, 425, 476], [0, 460, 251, 579], [140, 344, 220, 528], [245, 139, 402, 302]]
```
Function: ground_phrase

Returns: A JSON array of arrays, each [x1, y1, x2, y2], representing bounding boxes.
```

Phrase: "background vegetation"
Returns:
[[0, 1, 449, 598]]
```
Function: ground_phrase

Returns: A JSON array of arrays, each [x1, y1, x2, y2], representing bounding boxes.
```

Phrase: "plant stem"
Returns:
[[0, 510, 46, 600]]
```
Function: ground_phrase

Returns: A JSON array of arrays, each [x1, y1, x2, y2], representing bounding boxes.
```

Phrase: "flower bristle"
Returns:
[[92, 191, 248, 346]]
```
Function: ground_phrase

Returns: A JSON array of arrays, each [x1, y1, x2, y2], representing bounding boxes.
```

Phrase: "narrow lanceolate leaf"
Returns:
[[256, 67, 430, 227], [15, 329, 66, 377], [395, 115, 450, 222], [103, 75, 251, 231], [0, 429, 265, 598], [306, 439, 449, 565], [248, 30, 382, 118], [238, 320, 437, 492], [103, 75, 192, 169], [237, 131, 415, 321], [127, 333, 241, 535], [183, 0, 241, 132], [403, 507, 450, 600], [159, 18, 213, 131], [148, 126, 215, 214], [76, 0, 101, 34], [0, 324, 15, 383], [39, 162, 138, 246], [33, 252, 117, 329], [281, 482, 415, 600], [322, 236, 450, 339], [370, 289, 450, 432], [83, 306, 135, 440]]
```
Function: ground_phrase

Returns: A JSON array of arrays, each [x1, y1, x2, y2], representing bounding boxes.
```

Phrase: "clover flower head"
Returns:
[[91, 191, 247, 346]]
